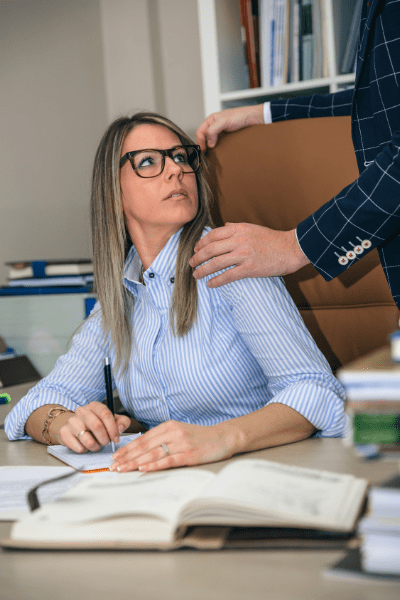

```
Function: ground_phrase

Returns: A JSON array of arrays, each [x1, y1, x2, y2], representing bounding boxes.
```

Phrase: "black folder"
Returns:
[[0, 356, 41, 388]]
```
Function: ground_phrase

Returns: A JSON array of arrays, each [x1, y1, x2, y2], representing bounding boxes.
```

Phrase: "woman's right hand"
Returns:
[[54, 402, 130, 453]]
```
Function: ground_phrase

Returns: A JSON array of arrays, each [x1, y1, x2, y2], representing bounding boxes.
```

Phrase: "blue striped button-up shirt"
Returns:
[[5, 228, 347, 440]]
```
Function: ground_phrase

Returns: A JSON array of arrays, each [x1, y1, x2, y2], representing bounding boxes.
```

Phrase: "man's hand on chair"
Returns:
[[196, 105, 264, 153], [189, 223, 310, 288]]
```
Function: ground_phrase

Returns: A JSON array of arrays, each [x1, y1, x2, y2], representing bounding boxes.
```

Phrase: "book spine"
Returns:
[[244, 0, 259, 88], [301, 0, 314, 81], [353, 413, 400, 446], [239, 0, 251, 88], [291, 0, 300, 82], [259, 0, 272, 87], [340, 0, 363, 74], [298, 0, 303, 80]]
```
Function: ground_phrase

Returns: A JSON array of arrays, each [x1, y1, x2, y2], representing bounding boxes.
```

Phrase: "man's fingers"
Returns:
[[192, 252, 239, 280], [192, 224, 235, 260], [196, 115, 222, 151], [206, 267, 246, 288]]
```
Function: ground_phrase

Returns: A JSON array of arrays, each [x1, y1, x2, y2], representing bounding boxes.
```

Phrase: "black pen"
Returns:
[[103, 357, 116, 453]]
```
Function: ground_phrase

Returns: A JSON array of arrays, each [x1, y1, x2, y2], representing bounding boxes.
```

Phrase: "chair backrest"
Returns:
[[207, 116, 398, 370]]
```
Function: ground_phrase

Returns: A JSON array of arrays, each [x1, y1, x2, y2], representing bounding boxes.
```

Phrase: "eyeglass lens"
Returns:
[[132, 146, 199, 178]]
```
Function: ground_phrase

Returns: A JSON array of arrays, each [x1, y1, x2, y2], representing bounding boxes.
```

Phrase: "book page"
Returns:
[[12, 468, 215, 542], [180, 459, 367, 530]]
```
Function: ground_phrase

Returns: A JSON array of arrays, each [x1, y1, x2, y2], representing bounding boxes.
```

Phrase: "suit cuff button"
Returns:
[[346, 250, 356, 260], [361, 239, 372, 249], [338, 256, 349, 265]]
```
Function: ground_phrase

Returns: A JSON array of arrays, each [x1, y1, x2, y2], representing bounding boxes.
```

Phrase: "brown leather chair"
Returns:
[[207, 116, 399, 371]]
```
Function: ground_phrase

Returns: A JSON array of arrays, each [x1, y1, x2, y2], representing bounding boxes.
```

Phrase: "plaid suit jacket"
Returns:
[[270, 0, 400, 310]]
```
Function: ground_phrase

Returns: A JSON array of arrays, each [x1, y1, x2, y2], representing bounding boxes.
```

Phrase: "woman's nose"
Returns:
[[164, 156, 183, 179]]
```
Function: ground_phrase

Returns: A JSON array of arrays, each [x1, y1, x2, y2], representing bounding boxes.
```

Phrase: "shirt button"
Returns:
[[346, 250, 356, 260], [170, 277, 175, 284], [338, 256, 349, 265], [361, 239, 372, 249], [149, 272, 155, 278]]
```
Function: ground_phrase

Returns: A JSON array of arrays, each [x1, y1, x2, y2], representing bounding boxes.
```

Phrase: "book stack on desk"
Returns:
[[337, 347, 400, 455], [0, 259, 93, 295], [358, 474, 400, 575]]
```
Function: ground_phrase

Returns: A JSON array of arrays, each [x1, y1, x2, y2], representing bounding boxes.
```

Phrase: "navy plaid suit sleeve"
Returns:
[[269, 0, 400, 309], [270, 89, 353, 121], [296, 130, 400, 282]]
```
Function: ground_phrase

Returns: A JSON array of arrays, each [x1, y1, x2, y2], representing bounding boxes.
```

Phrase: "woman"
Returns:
[[5, 112, 347, 472]]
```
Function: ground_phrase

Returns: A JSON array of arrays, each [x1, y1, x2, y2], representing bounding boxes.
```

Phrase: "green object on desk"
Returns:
[[353, 413, 400, 445], [0, 393, 11, 405]]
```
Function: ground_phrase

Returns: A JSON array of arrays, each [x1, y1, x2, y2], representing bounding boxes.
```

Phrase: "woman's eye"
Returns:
[[173, 152, 188, 164], [137, 156, 155, 169]]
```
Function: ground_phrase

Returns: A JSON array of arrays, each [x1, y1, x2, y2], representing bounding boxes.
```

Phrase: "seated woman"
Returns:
[[5, 111, 347, 472]]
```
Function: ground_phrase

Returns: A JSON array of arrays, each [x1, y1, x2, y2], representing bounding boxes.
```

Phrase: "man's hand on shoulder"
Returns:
[[189, 223, 310, 287], [196, 105, 265, 152]]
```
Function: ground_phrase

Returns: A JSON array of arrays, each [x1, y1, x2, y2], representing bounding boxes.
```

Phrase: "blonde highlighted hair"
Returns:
[[90, 112, 213, 372]]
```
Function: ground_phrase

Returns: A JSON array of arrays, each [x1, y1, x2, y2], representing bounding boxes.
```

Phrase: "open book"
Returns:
[[2, 459, 368, 551]]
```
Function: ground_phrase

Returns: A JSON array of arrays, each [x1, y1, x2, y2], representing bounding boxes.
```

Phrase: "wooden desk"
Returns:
[[1, 385, 400, 600]]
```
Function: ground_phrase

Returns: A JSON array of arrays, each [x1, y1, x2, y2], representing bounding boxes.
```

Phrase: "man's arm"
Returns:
[[196, 89, 353, 152], [193, 91, 354, 285]]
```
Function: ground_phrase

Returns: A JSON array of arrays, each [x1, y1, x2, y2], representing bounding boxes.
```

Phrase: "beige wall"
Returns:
[[0, 0, 204, 287]]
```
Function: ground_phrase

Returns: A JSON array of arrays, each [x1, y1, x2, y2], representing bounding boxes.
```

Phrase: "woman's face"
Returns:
[[120, 124, 199, 241]]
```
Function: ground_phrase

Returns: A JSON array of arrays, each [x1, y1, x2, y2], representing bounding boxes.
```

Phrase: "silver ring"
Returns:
[[161, 443, 169, 456], [77, 430, 89, 438]]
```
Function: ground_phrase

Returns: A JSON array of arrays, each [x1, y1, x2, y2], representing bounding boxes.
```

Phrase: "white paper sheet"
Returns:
[[47, 433, 141, 470], [0, 466, 84, 520]]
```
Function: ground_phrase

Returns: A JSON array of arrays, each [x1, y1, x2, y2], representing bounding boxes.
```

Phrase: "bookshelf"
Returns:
[[197, 0, 357, 117]]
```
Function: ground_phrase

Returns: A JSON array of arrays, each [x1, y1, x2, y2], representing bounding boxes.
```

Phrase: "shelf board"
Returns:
[[219, 74, 356, 102]]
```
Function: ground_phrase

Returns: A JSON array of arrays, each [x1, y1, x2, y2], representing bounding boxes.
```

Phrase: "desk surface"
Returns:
[[1, 384, 400, 600]]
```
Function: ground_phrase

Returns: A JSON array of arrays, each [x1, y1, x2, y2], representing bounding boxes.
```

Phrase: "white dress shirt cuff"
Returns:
[[263, 102, 272, 124]]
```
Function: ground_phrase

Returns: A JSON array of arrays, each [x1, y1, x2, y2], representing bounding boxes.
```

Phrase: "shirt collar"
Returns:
[[123, 227, 184, 290]]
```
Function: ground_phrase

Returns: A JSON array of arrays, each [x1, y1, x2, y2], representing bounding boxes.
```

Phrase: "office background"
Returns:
[[0, 0, 204, 287]]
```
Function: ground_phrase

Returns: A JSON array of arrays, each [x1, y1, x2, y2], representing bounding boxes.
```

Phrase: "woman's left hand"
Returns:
[[110, 420, 238, 472]]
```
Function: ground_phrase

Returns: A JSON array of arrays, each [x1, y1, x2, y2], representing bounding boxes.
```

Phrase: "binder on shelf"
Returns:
[[0, 286, 93, 296], [340, 0, 363, 74], [6, 259, 93, 280], [8, 275, 93, 288], [301, 0, 315, 80], [0, 355, 41, 387], [239, 0, 260, 88], [260, 0, 288, 87]]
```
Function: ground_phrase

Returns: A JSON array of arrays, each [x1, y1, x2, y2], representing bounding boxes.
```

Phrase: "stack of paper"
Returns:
[[358, 475, 400, 575]]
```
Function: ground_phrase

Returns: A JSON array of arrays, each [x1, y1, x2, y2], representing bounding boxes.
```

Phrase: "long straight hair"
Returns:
[[90, 112, 213, 372]]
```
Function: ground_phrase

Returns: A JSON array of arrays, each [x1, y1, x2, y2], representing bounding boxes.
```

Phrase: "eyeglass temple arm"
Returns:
[[27, 469, 82, 511], [119, 154, 129, 168]]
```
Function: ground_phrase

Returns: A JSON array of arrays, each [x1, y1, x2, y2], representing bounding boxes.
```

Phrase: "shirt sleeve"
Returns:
[[4, 302, 111, 441], [218, 276, 348, 437], [263, 102, 272, 124], [270, 89, 354, 122]]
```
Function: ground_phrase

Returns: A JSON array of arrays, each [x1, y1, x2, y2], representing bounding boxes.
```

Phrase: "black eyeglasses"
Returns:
[[120, 145, 201, 178]]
